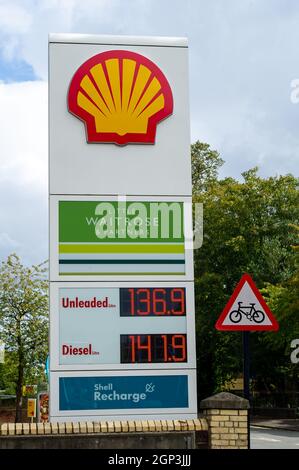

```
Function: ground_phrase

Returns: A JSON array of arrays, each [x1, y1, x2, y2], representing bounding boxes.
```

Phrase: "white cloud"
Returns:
[[0, 1, 32, 60], [0, 178, 48, 266], [0, 81, 47, 191], [0, 0, 111, 78], [0, 2, 32, 34], [0, 81, 48, 265], [0, 232, 20, 249]]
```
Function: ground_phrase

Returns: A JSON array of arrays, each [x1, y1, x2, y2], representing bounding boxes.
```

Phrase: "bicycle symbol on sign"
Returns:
[[229, 302, 265, 324]]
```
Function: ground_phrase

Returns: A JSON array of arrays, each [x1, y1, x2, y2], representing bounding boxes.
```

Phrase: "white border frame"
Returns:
[[49, 369, 197, 421], [49, 195, 194, 282], [49, 34, 188, 48]]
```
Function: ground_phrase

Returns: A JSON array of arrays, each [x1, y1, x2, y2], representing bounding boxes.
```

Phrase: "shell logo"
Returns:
[[68, 50, 173, 145]]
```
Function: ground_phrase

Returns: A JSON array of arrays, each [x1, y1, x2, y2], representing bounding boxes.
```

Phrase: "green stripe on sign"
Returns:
[[59, 201, 184, 243], [59, 244, 185, 254]]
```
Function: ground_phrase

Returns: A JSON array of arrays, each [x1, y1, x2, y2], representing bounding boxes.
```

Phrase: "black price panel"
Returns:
[[120, 288, 186, 317], [120, 334, 187, 363]]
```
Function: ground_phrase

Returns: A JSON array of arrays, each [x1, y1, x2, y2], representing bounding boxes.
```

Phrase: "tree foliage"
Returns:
[[0, 254, 48, 421], [253, 224, 299, 389], [191, 141, 224, 194], [193, 154, 299, 401]]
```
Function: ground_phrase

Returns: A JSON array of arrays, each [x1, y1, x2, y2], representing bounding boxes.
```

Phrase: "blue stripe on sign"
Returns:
[[59, 375, 189, 410]]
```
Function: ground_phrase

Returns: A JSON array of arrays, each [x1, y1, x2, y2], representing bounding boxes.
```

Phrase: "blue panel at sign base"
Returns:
[[59, 375, 189, 410]]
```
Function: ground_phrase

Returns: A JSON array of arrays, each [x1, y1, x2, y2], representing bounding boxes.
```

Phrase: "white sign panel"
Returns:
[[50, 282, 196, 370], [49, 34, 197, 422], [221, 282, 273, 327], [49, 34, 191, 197]]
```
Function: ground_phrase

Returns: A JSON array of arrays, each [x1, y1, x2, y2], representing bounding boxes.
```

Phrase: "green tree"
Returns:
[[191, 141, 224, 194], [193, 163, 299, 398], [252, 224, 299, 396], [0, 254, 48, 422]]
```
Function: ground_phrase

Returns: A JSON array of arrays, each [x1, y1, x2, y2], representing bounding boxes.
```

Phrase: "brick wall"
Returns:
[[0, 418, 207, 436], [0, 418, 208, 449], [200, 391, 249, 450], [203, 409, 248, 449]]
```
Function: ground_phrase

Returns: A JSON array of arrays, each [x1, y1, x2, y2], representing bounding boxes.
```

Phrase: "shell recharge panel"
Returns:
[[49, 34, 197, 422]]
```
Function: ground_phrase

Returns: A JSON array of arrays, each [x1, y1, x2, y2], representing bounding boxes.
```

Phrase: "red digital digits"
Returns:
[[170, 288, 185, 315], [128, 335, 152, 362], [120, 289, 187, 363], [122, 334, 187, 363], [153, 288, 167, 315], [125, 288, 186, 316], [171, 334, 187, 361]]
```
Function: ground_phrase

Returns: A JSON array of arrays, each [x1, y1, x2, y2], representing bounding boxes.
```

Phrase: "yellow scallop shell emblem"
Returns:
[[68, 50, 173, 145]]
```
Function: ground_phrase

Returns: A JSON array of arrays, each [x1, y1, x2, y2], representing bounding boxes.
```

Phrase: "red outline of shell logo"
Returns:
[[68, 50, 173, 145]]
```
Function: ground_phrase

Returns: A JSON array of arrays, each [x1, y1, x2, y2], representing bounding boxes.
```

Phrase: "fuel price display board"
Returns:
[[50, 282, 196, 371]]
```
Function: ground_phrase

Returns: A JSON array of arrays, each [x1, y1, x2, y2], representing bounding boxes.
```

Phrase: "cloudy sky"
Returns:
[[0, 0, 298, 265]]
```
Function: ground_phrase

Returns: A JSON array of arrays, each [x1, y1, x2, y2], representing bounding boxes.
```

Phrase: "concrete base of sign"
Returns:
[[0, 431, 203, 450]]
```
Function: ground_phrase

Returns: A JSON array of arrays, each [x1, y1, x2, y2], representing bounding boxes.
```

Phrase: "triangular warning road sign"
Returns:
[[215, 273, 279, 331]]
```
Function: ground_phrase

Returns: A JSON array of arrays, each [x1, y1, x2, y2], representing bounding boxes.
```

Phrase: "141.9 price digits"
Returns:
[[120, 334, 187, 363]]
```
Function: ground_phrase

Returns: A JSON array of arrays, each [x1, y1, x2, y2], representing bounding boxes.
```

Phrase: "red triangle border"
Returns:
[[215, 273, 279, 331]]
